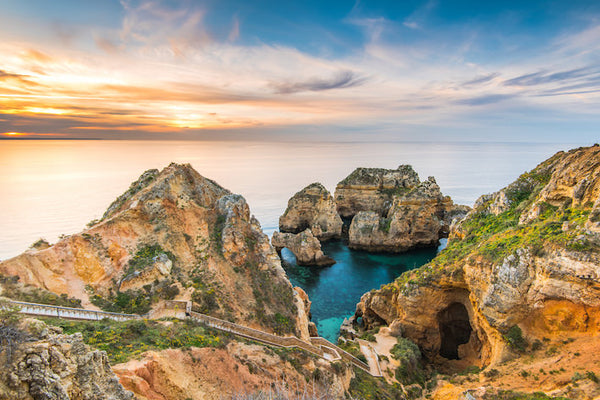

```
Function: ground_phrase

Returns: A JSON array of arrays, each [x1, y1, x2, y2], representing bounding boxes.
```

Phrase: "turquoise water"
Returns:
[[281, 240, 445, 342]]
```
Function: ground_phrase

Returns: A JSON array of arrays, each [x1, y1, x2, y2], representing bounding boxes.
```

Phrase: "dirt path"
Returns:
[[357, 339, 382, 376]]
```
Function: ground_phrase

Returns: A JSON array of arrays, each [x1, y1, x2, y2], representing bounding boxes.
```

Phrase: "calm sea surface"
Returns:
[[0, 140, 582, 339]]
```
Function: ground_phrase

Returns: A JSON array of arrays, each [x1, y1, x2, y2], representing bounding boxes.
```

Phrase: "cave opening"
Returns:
[[438, 302, 472, 360]]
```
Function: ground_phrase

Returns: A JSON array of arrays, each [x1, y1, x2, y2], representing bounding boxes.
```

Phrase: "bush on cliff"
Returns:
[[390, 337, 426, 386]]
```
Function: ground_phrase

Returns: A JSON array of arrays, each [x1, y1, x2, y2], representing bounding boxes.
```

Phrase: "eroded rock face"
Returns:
[[334, 165, 420, 218], [345, 175, 466, 252], [0, 321, 133, 400], [113, 342, 352, 400], [279, 183, 343, 241], [272, 230, 335, 267], [355, 145, 600, 368], [0, 163, 310, 337]]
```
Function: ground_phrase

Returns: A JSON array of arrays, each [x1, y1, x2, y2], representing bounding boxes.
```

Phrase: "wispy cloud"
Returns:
[[456, 93, 515, 106], [270, 70, 367, 94], [462, 73, 500, 87], [503, 67, 599, 87]]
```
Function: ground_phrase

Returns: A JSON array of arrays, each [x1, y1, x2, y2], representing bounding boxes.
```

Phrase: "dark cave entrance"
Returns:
[[438, 302, 472, 360]]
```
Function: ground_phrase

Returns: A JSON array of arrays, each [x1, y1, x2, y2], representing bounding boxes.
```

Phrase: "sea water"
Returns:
[[281, 240, 446, 342]]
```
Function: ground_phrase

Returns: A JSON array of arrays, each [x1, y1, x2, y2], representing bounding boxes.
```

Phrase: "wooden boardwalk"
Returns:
[[2, 299, 381, 377]]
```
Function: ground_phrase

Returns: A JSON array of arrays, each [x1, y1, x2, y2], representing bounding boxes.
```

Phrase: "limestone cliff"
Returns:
[[272, 229, 335, 267], [113, 342, 352, 400], [0, 319, 133, 400], [336, 166, 467, 252], [279, 183, 343, 241], [334, 165, 421, 218], [0, 164, 310, 338], [355, 145, 600, 379]]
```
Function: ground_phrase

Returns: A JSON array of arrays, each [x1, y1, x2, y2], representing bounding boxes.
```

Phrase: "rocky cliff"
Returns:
[[279, 183, 343, 241], [113, 342, 352, 400], [334, 165, 421, 218], [0, 164, 310, 338], [335, 166, 468, 252], [355, 145, 600, 380], [0, 318, 133, 400]]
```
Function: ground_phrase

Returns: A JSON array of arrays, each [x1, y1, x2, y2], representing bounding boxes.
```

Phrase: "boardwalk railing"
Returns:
[[4, 300, 140, 322], [3, 299, 378, 376]]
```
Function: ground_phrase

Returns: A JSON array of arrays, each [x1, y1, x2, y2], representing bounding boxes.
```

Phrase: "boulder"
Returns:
[[272, 230, 335, 267]]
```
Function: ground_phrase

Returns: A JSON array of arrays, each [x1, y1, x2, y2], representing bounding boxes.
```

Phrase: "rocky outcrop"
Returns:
[[279, 183, 343, 241], [272, 230, 335, 267], [0, 319, 133, 400], [338, 168, 467, 252], [113, 342, 352, 400], [119, 253, 172, 292], [334, 165, 420, 218], [355, 145, 600, 369], [0, 164, 311, 338]]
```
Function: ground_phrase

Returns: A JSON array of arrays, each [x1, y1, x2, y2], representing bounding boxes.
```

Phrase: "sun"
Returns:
[[3, 132, 25, 136]]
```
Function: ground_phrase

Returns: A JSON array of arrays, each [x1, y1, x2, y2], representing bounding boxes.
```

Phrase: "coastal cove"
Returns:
[[281, 240, 445, 342]]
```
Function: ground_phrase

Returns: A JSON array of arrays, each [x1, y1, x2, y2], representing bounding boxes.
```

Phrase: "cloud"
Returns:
[[0, 70, 25, 79], [95, 36, 120, 54], [271, 70, 367, 94], [403, 0, 437, 31], [119, 0, 212, 52], [456, 93, 515, 106], [462, 73, 500, 87], [228, 16, 240, 42], [503, 67, 598, 87]]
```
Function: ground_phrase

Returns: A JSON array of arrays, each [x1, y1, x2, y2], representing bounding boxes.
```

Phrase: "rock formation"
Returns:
[[279, 183, 343, 241], [0, 163, 311, 338], [113, 341, 351, 400], [354, 145, 600, 371], [0, 319, 133, 400], [335, 166, 468, 252], [272, 230, 335, 267], [334, 165, 421, 218]]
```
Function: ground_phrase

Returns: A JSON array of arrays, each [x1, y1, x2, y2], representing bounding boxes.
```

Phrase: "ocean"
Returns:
[[0, 139, 582, 340]]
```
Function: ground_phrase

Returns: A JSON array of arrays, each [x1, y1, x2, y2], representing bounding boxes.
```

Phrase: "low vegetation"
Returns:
[[481, 391, 570, 400], [0, 300, 30, 362], [348, 369, 406, 400], [42, 317, 224, 364], [390, 337, 426, 387], [387, 158, 598, 294], [504, 325, 528, 352], [0, 274, 82, 308]]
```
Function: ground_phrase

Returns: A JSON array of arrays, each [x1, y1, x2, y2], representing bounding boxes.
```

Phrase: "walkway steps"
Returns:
[[2, 299, 380, 377]]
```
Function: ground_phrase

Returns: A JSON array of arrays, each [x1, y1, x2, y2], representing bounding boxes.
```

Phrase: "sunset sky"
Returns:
[[1, 0, 600, 141]]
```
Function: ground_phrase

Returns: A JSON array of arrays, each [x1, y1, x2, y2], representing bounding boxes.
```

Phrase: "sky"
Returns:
[[1, 0, 600, 142]]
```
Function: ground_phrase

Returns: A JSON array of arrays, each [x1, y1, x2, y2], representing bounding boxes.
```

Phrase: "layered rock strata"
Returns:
[[279, 183, 343, 241], [355, 145, 600, 369], [336, 166, 468, 252]]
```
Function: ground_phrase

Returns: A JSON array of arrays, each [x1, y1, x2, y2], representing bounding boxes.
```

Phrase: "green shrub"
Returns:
[[127, 244, 174, 275], [390, 337, 425, 386], [504, 325, 527, 352]]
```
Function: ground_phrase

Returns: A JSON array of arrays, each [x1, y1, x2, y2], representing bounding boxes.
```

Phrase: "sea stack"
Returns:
[[279, 182, 343, 241], [335, 165, 469, 252]]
